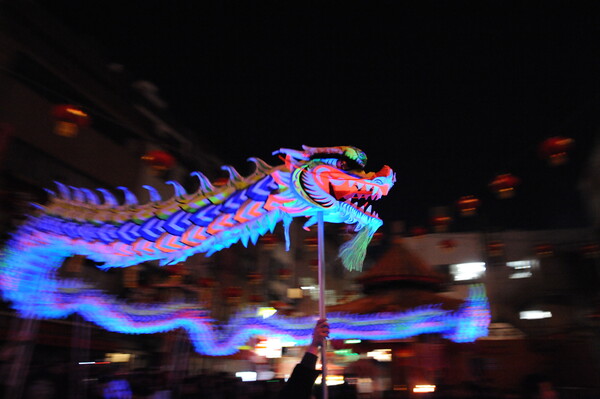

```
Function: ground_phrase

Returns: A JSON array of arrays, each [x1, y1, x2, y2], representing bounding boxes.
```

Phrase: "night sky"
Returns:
[[44, 1, 600, 232]]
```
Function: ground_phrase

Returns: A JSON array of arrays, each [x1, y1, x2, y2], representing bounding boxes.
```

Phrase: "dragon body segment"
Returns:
[[0, 145, 490, 355]]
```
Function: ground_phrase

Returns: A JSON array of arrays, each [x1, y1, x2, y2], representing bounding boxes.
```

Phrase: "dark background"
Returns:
[[42, 1, 600, 232]]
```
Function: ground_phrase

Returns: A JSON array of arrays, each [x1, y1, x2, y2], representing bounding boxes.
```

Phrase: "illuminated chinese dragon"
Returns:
[[0, 145, 489, 355]]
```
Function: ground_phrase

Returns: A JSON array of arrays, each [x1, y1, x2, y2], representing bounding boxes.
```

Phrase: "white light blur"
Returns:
[[509, 271, 532, 279], [254, 337, 282, 358], [450, 262, 486, 281], [520, 310, 552, 320], [367, 349, 392, 362], [236, 371, 257, 382]]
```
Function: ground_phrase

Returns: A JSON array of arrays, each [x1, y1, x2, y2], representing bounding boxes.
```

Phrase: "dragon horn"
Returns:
[[247, 157, 272, 174], [166, 180, 187, 198], [190, 171, 214, 193], [97, 188, 118, 207], [69, 186, 85, 203], [54, 181, 71, 200], [142, 185, 162, 202], [117, 187, 139, 206], [272, 148, 309, 160], [81, 188, 101, 205], [221, 165, 244, 184]]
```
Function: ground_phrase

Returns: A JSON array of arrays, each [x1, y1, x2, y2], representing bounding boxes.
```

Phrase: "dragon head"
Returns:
[[274, 145, 395, 270]]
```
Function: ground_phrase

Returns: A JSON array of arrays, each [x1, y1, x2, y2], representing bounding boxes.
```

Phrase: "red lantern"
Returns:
[[456, 195, 481, 216], [270, 300, 290, 310], [304, 236, 318, 247], [213, 177, 229, 186], [534, 244, 554, 258], [197, 277, 216, 288], [581, 243, 600, 258], [438, 239, 457, 251], [539, 136, 574, 166], [487, 240, 505, 257], [52, 104, 90, 137], [371, 231, 384, 245], [142, 150, 175, 171], [248, 294, 264, 304], [330, 339, 347, 350], [223, 286, 243, 303], [278, 268, 292, 280], [166, 262, 185, 275], [247, 272, 263, 285], [259, 234, 279, 247], [430, 215, 452, 233], [410, 226, 427, 237], [489, 173, 520, 199]]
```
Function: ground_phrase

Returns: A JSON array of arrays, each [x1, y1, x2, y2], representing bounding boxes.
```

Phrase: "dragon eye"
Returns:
[[336, 159, 349, 170]]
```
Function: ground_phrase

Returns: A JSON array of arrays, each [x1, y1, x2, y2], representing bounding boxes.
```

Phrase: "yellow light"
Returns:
[[257, 307, 277, 319], [66, 107, 88, 117], [315, 375, 345, 386], [413, 385, 436, 393]]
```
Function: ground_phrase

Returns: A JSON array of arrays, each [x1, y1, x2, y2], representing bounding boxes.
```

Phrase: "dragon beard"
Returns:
[[338, 220, 382, 271]]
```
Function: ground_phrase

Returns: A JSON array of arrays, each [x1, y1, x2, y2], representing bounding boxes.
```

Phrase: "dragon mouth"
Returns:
[[329, 181, 382, 218], [298, 164, 395, 228]]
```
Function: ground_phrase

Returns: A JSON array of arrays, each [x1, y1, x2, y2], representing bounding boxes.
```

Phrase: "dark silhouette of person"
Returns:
[[277, 318, 329, 399]]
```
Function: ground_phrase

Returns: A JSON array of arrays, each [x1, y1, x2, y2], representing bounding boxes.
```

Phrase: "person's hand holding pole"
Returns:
[[307, 318, 329, 356]]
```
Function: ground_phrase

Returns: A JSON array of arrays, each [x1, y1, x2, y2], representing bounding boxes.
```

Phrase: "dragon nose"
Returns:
[[375, 165, 395, 180]]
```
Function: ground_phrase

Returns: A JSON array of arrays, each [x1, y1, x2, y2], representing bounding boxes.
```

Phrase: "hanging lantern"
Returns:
[[248, 294, 264, 305], [487, 240, 505, 257], [52, 104, 90, 137], [581, 243, 600, 259], [166, 262, 185, 275], [213, 177, 229, 186], [534, 243, 554, 258], [438, 239, 457, 252], [489, 173, 520, 199], [430, 215, 452, 233], [304, 236, 318, 247], [371, 231, 384, 245], [539, 136, 574, 166], [330, 339, 348, 350], [410, 226, 427, 237], [223, 286, 243, 304], [142, 149, 175, 172], [338, 225, 354, 242], [247, 272, 263, 285], [456, 195, 481, 217], [278, 268, 292, 280], [259, 234, 278, 248], [270, 300, 290, 311], [197, 277, 216, 289]]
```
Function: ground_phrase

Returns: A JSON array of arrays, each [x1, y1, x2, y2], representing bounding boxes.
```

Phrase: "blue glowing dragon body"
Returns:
[[0, 145, 489, 355]]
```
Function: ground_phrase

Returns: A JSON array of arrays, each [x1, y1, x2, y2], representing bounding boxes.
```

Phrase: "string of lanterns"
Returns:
[[409, 135, 576, 237]]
